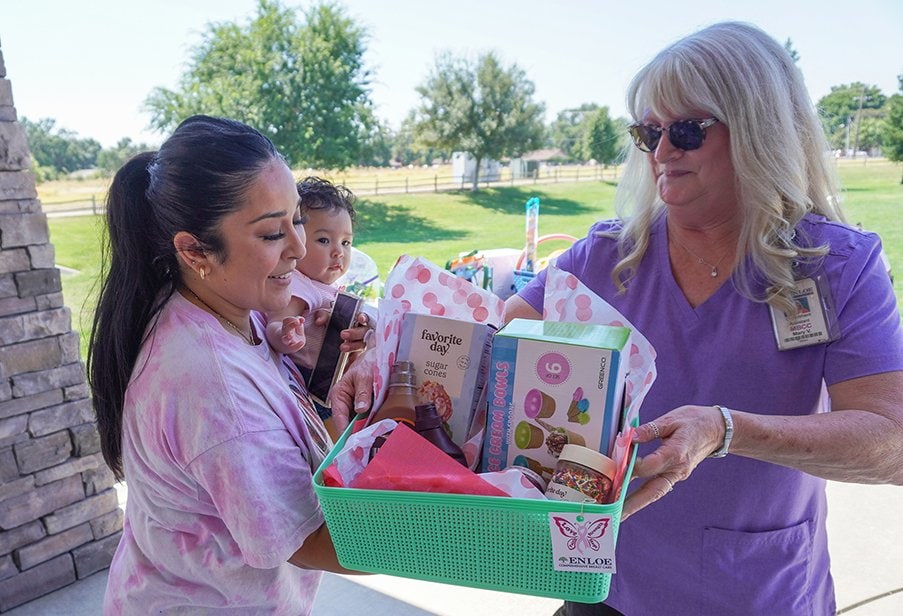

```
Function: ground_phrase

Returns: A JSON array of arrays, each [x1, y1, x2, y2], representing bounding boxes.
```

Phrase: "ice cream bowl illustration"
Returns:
[[514, 420, 546, 449], [524, 388, 556, 419], [535, 418, 586, 457]]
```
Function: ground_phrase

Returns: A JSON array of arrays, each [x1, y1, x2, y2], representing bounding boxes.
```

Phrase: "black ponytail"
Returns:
[[87, 116, 280, 478]]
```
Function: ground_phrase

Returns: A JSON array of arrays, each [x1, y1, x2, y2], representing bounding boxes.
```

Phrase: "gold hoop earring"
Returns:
[[199, 268, 208, 280]]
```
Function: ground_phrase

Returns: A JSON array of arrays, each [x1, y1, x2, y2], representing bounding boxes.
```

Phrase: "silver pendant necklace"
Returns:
[[672, 236, 727, 278]]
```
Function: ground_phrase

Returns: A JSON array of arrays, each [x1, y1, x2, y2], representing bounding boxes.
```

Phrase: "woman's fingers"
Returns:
[[328, 350, 374, 419]]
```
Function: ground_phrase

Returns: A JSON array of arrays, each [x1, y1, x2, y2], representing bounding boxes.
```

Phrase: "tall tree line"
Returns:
[[20, 9, 903, 181]]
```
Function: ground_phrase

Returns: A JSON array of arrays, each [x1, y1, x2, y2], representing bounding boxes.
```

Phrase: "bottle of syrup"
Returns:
[[415, 402, 468, 467], [368, 360, 418, 428]]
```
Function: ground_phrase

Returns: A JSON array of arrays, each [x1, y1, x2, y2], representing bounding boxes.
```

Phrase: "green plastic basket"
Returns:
[[313, 423, 637, 602]]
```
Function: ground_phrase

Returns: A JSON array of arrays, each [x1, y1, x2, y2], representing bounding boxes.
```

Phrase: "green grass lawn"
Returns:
[[352, 181, 618, 276], [49, 159, 902, 359], [831, 159, 902, 303], [51, 216, 106, 345]]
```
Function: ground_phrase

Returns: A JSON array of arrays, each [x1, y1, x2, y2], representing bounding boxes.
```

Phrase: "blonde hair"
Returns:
[[611, 21, 844, 313]]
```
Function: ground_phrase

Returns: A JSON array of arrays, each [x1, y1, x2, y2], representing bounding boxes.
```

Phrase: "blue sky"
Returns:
[[3, 0, 902, 148]]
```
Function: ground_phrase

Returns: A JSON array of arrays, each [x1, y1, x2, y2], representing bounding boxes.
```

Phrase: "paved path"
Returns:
[[5, 481, 902, 615]]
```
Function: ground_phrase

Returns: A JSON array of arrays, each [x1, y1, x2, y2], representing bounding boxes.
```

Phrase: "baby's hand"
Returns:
[[340, 312, 374, 355], [280, 316, 306, 353], [311, 308, 331, 328]]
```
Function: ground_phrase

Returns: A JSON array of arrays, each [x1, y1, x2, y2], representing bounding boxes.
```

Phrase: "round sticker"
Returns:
[[536, 352, 570, 385]]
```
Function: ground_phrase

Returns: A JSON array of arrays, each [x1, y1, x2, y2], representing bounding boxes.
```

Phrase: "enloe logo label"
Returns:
[[548, 512, 616, 573]]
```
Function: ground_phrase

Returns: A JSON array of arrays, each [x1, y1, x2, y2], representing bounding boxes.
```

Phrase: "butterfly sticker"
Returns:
[[552, 516, 610, 554]]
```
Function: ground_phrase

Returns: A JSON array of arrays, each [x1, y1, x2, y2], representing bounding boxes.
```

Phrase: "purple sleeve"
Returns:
[[824, 234, 903, 385], [517, 268, 548, 314], [518, 225, 596, 314]]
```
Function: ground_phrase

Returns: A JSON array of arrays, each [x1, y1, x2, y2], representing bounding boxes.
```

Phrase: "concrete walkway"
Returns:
[[5, 481, 902, 615]]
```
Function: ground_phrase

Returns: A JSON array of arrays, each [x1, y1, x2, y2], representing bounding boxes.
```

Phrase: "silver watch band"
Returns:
[[708, 405, 733, 458]]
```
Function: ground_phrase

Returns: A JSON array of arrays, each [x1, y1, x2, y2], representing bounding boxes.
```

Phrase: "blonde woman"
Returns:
[[505, 22, 903, 616]]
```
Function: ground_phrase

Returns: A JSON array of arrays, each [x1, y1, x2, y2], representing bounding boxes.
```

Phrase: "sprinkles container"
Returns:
[[545, 444, 616, 505]]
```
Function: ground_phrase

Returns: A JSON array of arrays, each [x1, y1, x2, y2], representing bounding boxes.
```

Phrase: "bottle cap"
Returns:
[[389, 360, 416, 387], [557, 444, 616, 480], [414, 403, 441, 429]]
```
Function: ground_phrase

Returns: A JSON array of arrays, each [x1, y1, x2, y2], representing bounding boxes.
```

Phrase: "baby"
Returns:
[[266, 177, 364, 436]]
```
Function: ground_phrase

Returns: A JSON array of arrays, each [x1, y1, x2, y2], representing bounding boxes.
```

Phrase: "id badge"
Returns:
[[769, 276, 840, 351]]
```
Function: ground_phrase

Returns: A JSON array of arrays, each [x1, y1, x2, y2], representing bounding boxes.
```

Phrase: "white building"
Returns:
[[451, 151, 500, 183]]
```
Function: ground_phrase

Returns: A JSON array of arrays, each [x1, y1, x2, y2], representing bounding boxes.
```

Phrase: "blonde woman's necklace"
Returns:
[[672, 236, 727, 278], [184, 288, 257, 345]]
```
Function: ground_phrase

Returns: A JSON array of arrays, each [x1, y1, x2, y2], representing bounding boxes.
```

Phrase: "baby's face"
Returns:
[[297, 208, 353, 285]]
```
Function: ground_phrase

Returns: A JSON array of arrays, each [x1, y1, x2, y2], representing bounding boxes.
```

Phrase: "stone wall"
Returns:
[[0, 37, 122, 611]]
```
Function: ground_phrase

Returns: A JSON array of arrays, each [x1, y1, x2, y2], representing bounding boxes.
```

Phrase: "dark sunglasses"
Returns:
[[627, 118, 719, 152]]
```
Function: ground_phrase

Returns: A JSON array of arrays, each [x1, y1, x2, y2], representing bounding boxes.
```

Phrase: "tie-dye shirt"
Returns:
[[104, 292, 325, 615]]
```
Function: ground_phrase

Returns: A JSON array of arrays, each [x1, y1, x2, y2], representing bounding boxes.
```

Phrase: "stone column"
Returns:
[[0, 36, 122, 611]]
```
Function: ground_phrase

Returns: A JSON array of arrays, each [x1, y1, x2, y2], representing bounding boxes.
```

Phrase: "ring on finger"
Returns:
[[649, 421, 661, 440], [660, 475, 674, 493]]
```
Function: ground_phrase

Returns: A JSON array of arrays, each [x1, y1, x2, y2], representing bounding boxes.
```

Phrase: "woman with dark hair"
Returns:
[[88, 115, 355, 613]]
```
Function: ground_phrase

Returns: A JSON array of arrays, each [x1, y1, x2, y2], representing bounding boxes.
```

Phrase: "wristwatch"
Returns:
[[708, 405, 733, 458]]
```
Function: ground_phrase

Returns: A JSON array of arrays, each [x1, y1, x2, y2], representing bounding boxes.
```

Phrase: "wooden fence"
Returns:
[[336, 164, 620, 196], [41, 164, 620, 216]]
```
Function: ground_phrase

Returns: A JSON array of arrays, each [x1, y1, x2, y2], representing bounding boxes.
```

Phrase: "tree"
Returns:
[[884, 74, 903, 183], [575, 107, 620, 165], [818, 83, 886, 121], [783, 38, 800, 63], [852, 113, 885, 153], [548, 103, 599, 159], [391, 114, 419, 166], [96, 138, 154, 177], [391, 111, 447, 166], [144, 0, 373, 169], [413, 51, 545, 190], [21, 117, 101, 177], [817, 83, 886, 152], [355, 110, 393, 167]]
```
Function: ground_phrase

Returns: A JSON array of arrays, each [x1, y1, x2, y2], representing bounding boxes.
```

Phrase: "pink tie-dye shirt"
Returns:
[[104, 292, 325, 614]]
